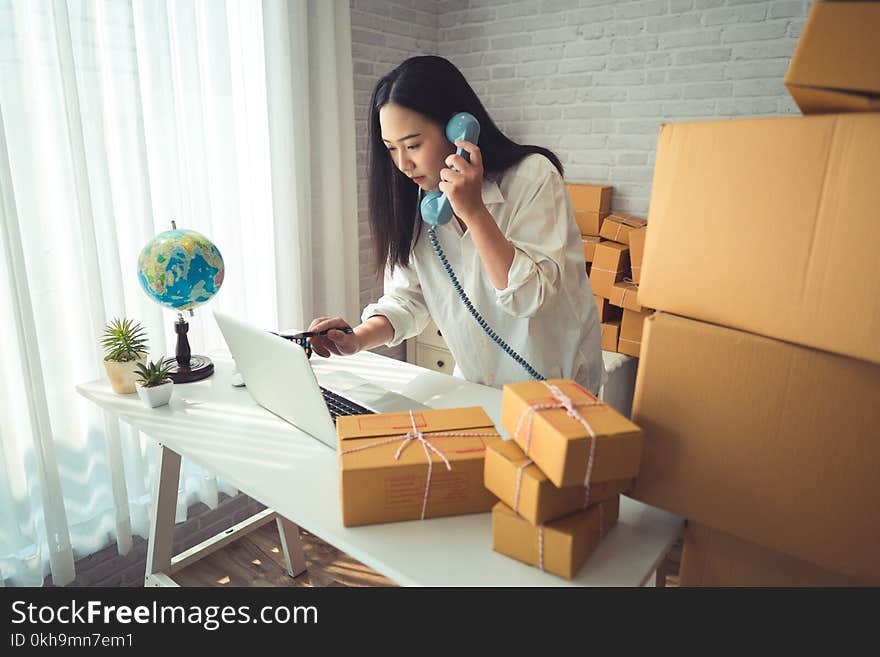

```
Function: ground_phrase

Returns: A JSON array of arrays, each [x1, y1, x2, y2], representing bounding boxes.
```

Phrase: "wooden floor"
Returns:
[[173, 522, 680, 587], [173, 523, 397, 587]]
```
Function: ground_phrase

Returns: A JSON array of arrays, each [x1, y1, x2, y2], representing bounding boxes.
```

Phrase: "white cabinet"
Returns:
[[406, 319, 455, 375]]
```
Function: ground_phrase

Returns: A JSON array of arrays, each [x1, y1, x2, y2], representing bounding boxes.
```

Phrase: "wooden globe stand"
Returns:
[[168, 312, 214, 383]]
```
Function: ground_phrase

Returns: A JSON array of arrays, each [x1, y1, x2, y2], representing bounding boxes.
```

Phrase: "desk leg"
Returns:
[[276, 515, 307, 578], [145, 445, 181, 586]]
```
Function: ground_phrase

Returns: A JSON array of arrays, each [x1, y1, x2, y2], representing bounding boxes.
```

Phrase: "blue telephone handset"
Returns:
[[422, 112, 545, 381], [420, 112, 481, 227]]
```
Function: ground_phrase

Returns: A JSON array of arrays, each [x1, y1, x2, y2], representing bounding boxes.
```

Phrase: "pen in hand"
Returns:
[[272, 327, 353, 340]]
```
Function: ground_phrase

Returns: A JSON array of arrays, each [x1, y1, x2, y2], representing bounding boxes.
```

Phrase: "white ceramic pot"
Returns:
[[103, 354, 147, 394], [136, 380, 174, 408]]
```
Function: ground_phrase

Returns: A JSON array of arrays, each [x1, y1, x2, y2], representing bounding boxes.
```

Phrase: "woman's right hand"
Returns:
[[306, 316, 361, 357]]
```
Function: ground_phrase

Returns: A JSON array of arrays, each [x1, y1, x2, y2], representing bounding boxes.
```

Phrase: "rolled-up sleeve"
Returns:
[[361, 262, 431, 348], [493, 168, 571, 318]]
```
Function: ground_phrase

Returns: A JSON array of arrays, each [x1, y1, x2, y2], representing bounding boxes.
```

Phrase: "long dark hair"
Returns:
[[368, 55, 564, 274]]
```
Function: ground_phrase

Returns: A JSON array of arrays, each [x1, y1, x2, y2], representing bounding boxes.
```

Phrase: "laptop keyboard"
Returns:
[[320, 387, 374, 422]]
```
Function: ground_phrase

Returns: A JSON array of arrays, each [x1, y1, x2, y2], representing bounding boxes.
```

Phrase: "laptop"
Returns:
[[214, 311, 429, 449]]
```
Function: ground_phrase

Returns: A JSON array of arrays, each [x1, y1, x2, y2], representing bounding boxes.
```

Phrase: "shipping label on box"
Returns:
[[628, 227, 647, 284], [600, 320, 620, 352], [501, 379, 643, 488], [598, 213, 647, 245], [566, 183, 612, 214], [618, 308, 652, 358], [784, 1, 880, 114], [608, 280, 642, 312], [491, 496, 619, 580], [484, 439, 632, 526], [337, 407, 502, 527], [590, 242, 630, 298], [582, 236, 601, 263]]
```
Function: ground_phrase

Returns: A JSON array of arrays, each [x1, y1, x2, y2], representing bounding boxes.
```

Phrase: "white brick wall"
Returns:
[[350, 0, 439, 319], [349, 0, 809, 344]]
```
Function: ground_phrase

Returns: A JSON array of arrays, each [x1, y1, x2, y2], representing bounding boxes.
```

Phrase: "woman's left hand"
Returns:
[[439, 140, 486, 224]]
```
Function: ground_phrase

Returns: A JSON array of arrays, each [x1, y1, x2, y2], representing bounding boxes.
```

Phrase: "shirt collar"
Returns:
[[481, 176, 504, 205]]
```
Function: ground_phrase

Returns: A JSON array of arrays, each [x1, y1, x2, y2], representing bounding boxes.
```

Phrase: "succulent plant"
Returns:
[[101, 318, 148, 362], [133, 357, 175, 388]]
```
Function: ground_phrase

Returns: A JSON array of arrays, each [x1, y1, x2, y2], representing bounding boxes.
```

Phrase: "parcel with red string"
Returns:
[[500, 379, 643, 489], [337, 407, 503, 527]]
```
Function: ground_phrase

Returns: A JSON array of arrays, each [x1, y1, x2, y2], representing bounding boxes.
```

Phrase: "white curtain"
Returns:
[[0, 0, 358, 586]]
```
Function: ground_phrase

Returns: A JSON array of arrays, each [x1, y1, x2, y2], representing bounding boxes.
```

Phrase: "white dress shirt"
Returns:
[[362, 153, 607, 394]]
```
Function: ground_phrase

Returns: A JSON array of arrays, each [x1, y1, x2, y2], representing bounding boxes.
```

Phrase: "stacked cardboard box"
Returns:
[[590, 213, 651, 358], [337, 407, 503, 527], [566, 183, 654, 356], [566, 182, 611, 280], [630, 1, 880, 586], [486, 379, 644, 579]]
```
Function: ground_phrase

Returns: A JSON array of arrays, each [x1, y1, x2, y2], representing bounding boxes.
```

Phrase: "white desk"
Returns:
[[77, 351, 682, 587]]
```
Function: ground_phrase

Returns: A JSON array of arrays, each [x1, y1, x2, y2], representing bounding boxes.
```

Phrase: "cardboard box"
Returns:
[[784, 1, 880, 114], [484, 439, 633, 525], [617, 308, 652, 358], [679, 522, 862, 587], [628, 227, 647, 284], [590, 241, 629, 298], [608, 280, 642, 312], [566, 183, 612, 214], [491, 496, 620, 580], [640, 113, 880, 366], [600, 320, 620, 352], [501, 379, 643, 488], [598, 213, 647, 245], [338, 407, 502, 526], [582, 236, 601, 262], [594, 295, 622, 324], [630, 312, 880, 584], [574, 211, 610, 237]]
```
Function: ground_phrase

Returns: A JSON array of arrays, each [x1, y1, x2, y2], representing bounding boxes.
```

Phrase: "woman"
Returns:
[[307, 56, 605, 394]]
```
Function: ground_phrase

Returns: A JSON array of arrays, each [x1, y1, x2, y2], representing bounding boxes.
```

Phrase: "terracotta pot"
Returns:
[[103, 354, 147, 394], [135, 380, 173, 408]]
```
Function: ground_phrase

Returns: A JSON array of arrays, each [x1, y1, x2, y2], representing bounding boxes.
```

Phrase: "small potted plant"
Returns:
[[101, 317, 148, 394], [133, 357, 175, 408]]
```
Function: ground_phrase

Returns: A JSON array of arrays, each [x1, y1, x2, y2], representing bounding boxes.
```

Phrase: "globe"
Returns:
[[137, 228, 224, 311]]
